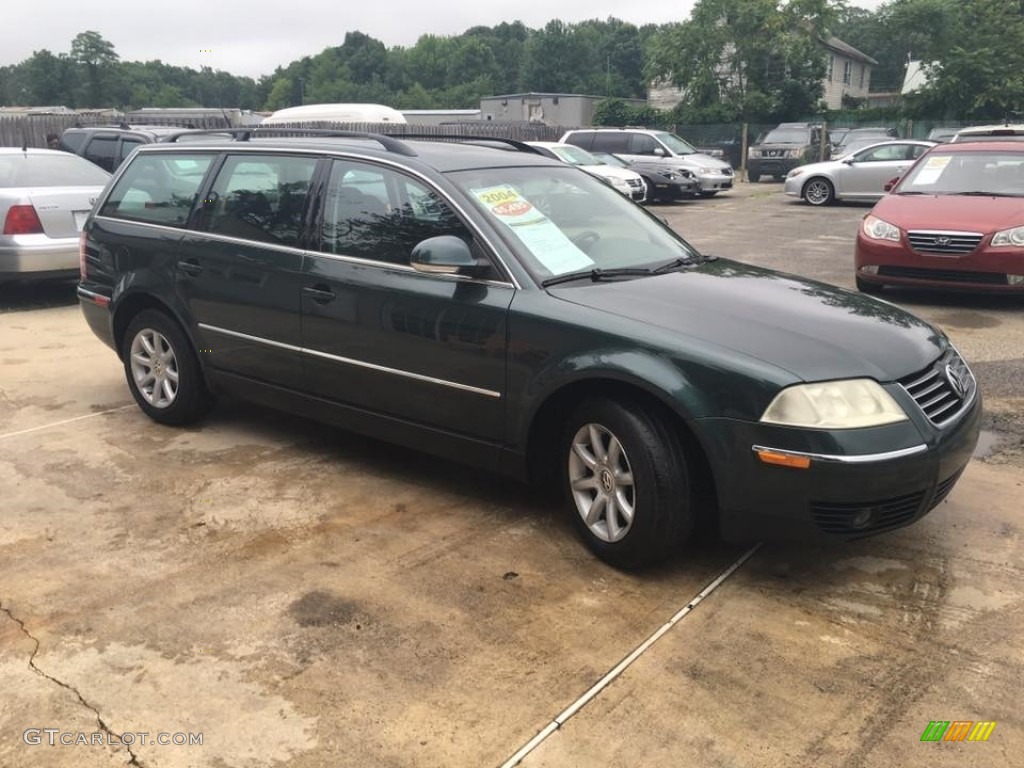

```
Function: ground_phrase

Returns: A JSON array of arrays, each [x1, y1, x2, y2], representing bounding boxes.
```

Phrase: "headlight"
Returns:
[[785, 149, 802, 158], [862, 215, 901, 242], [699, 167, 719, 174], [787, 169, 805, 179], [749, 150, 762, 159], [609, 177, 629, 188], [761, 379, 908, 429], [991, 225, 1024, 247]]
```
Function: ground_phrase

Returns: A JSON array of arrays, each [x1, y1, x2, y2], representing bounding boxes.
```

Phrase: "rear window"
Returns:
[[0, 152, 111, 188], [99, 153, 215, 227]]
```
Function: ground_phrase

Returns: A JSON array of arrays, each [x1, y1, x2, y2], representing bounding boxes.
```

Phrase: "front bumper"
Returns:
[[783, 174, 806, 198], [855, 233, 1024, 292], [695, 171, 734, 192], [0, 237, 79, 279], [748, 158, 803, 179], [702, 387, 982, 542]]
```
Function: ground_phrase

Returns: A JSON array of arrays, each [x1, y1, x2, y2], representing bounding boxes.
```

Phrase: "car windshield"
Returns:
[[0, 152, 111, 188], [448, 166, 699, 281], [549, 145, 602, 166], [838, 130, 891, 146], [655, 132, 697, 155], [897, 150, 1024, 196], [837, 139, 890, 157], [593, 152, 628, 168], [761, 128, 809, 144]]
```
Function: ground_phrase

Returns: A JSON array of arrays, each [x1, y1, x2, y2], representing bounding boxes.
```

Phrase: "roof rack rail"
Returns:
[[383, 133, 543, 155], [163, 127, 419, 156]]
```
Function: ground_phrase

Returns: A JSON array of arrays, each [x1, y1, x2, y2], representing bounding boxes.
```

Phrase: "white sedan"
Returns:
[[526, 142, 647, 202], [1, 148, 111, 279], [784, 140, 936, 206]]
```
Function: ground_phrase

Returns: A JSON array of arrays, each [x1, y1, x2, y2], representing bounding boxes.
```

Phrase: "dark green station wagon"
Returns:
[[78, 130, 981, 568]]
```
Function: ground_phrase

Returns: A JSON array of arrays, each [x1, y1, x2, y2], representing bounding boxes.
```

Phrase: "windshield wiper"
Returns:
[[652, 256, 704, 273], [542, 266, 655, 287], [894, 190, 927, 195], [949, 190, 1022, 197]]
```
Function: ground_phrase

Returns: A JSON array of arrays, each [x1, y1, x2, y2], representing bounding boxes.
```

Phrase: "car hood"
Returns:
[[675, 153, 730, 169], [788, 159, 843, 176], [873, 194, 1024, 232], [550, 260, 944, 383]]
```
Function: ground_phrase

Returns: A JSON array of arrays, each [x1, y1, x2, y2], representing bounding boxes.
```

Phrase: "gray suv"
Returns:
[[747, 123, 829, 181], [560, 128, 734, 197]]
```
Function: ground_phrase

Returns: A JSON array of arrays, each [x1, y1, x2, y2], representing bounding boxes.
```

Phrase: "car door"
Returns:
[[841, 143, 916, 198], [177, 151, 320, 389], [300, 158, 513, 443]]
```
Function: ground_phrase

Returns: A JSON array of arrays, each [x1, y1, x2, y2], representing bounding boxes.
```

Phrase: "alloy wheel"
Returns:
[[568, 423, 636, 543], [129, 328, 179, 408]]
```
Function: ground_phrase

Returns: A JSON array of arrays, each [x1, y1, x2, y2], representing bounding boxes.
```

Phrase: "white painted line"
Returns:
[[0, 404, 135, 441], [498, 543, 762, 768]]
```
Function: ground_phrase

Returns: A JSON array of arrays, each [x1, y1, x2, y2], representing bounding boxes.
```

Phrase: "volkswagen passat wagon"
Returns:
[[78, 130, 981, 568]]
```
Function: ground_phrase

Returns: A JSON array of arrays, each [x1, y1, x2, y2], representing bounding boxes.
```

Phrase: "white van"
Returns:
[[263, 104, 407, 125]]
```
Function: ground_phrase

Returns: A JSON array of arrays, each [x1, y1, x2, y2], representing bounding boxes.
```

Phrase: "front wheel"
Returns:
[[803, 177, 835, 206], [122, 309, 215, 425], [561, 399, 694, 569], [698, 190, 718, 198]]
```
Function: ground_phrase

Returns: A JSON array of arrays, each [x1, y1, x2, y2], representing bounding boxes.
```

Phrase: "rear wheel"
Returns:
[[122, 310, 215, 425], [698, 190, 718, 198], [803, 177, 835, 206], [561, 398, 694, 569]]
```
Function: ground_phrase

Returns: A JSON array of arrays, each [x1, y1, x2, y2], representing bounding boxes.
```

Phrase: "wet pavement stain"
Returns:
[[289, 590, 360, 628]]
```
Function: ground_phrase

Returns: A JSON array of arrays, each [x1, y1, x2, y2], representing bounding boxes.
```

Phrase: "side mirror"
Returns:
[[842, 157, 856, 165], [410, 236, 490, 277], [883, 176, 900, 192], [652, 147, 667, 157]]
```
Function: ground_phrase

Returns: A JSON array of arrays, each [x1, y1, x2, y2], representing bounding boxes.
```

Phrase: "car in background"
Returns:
[[526, 142, 646, 202], [830, 127, 900, 159], [591, 151, 697, 203], [950, 124, 1024, 143], [59, 124, 236, 172], [926, 127, 959, 143], [747, 123, 829, 181], [784, 140, 936, 206], [855, 141, 1024, 294], [559, 128, 734, 197], [830, 136, 903, 160], [1, 148, 111, 280]]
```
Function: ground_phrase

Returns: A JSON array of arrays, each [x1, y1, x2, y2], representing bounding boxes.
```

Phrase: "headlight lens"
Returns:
[[699, 167, 718, 174], [785, 149, 802, 158], [991, 225, 1024, 247], [787, 168, 805, 179], [761, 379, 908, 429], [862, 215, 901, 242], [610, 177, 629, 188]]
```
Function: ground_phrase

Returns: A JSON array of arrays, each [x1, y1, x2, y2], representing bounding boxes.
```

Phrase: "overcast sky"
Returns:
[[3, 1, 887, 80]]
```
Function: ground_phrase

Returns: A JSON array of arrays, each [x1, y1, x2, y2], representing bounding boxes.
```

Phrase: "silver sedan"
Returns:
[[1, 148, 111, 279], [784, 140, 936, 206]]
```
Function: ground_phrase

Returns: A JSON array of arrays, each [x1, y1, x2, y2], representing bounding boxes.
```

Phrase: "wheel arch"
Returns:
[[112, 292, 188, 358], [524, 376, 720, 525], [801, 174, 835, 201]]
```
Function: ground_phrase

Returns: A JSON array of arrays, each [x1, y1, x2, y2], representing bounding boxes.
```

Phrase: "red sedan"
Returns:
[[855, 141, 1024, 293]]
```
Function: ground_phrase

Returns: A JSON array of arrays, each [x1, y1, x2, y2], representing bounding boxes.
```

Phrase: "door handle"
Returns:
[[302, 284, 336, 304], [176, 259, 203, 277]]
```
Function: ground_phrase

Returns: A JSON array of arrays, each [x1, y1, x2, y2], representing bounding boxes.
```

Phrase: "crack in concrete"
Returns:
[[0, 601, 145, 767]]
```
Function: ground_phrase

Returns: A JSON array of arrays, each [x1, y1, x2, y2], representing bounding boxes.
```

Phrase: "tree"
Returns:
[[647, 0, 836, 122], [70, 30, 119, 106]]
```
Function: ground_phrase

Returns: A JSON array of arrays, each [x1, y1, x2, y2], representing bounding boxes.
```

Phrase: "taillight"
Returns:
[[2, 204, 44, 235], [79, 230, 88, 281]]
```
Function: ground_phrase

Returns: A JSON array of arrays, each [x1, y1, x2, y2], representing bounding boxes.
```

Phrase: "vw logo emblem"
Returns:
[[945, 364, 966, 399], [935, 236, 950, 246]]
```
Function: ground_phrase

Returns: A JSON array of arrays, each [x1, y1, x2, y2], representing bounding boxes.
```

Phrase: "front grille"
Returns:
[[878, 266, 1007, 285], [627, 178, 643, 188], [907, 230, 983, 255], [811, 491, 925, 535], [899, 349, 976, 425]]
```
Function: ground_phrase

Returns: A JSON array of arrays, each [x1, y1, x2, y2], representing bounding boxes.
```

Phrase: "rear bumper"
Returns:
[[78, 285, 118, 353], [702, 391, 982, 542], [0, 238, 79, 278]]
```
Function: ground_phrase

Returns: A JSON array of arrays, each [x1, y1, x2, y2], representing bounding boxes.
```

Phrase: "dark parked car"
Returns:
[[747, 123, 829, 181], [79, 131, 980, 568], [591, 151, 698, 202], [59, 124, 235, 172], [855, 140, 1024, 294]]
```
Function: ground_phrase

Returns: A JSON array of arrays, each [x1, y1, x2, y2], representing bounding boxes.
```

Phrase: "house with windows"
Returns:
[[648, 35, 878, 112], [820, 36, 877, 109]]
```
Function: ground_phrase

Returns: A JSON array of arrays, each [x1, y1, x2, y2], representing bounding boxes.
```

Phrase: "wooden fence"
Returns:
[[0, 113, 235, 148]]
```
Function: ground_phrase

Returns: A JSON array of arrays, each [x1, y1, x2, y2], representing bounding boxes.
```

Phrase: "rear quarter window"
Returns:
[[99, 153, 215, 228], [563, 132, 594, 151]]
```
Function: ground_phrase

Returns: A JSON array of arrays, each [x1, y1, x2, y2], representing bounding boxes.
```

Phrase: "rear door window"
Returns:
[[84, 136, 118, 172], [99, 153, 215, 228], [202, 154, 319, 247], [591, 133, 629, 153]]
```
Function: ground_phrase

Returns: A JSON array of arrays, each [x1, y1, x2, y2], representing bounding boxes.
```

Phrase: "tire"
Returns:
[[856, 276, 884, 295], [803, 177, 835, 206], [560, 398, 694, 569], [747, 169, 760, 182], [122, 309, 215, 425], [698, 190, 718, 198]]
